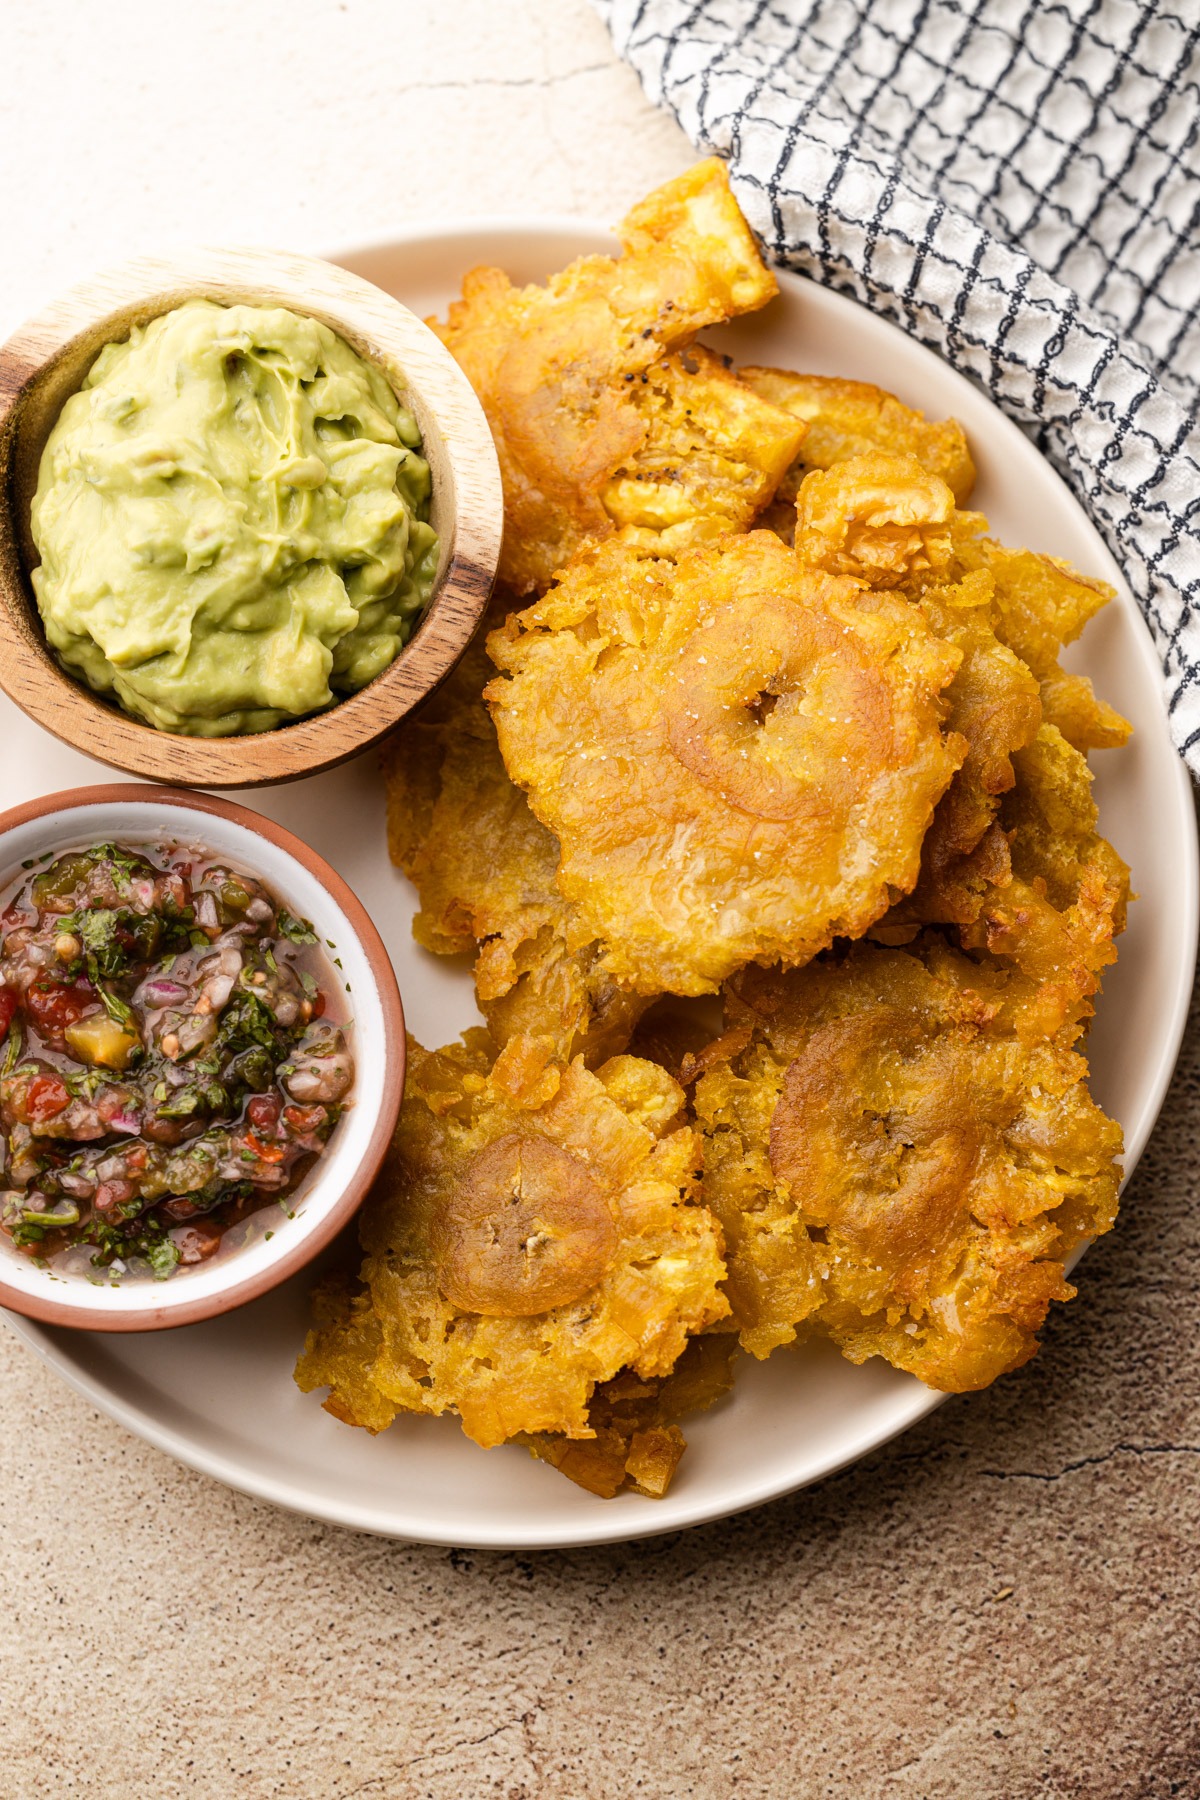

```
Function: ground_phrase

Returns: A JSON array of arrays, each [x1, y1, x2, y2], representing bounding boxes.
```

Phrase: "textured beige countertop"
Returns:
[[2, 5, 1199, 1796]]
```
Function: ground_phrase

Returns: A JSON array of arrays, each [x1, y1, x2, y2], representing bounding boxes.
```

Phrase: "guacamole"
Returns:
[[30, 299, 438, 736]]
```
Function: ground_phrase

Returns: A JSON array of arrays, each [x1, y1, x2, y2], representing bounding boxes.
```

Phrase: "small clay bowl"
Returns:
[[0, 785, 405, 1331], [0, 248, 503, 787]]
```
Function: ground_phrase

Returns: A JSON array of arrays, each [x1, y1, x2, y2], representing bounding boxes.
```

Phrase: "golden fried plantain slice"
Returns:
[[382, 614, 651, 1064], [487, 531, 966, 996], [432, 160, 800, 592], [601, 347, 805, 554], [867, 569, 1043, 930], [294, 1271, 395, 1434], [908, 575, 1042, 909], [753, 389, 1127, 755], [790, 457, 1042, 929], [949, 520, 1112, 668], [945, 516, 1132, 752], [520, 1332, 738, 1498], [296, 1271, 735, 1502], [478, 930, 650, 1069], [383, 626, 556, 962], [738, 367, 976, 510], [694, 948, 1122, 1385], [794, 452, 957, 587], [688, 1028, 825, 1361], [296, 1034, 728, 1450], [959, 723, 1131, 1045], [792, 456, 1129, 951], [1027, 667, 1131, 752]]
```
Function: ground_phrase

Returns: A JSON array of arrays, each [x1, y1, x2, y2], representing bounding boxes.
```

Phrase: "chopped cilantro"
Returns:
[[279, 911, 318, 945], [156, 1086, 204, 1120], [96, 981, 137, 1030], [144, 1236, 181, 1281]]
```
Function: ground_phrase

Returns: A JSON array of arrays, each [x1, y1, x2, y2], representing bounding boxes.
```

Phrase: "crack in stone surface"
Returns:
[[388, 61, 613, 98], [983, 1441, 1200, 1482]]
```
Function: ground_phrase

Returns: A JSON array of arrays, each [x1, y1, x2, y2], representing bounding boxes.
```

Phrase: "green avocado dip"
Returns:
[[30, 298, 439, 736]]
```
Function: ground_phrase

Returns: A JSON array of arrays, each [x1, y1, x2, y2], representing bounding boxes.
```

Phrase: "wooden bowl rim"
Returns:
[[0, 247, 502, 787], [0, 782, 406, 1330]]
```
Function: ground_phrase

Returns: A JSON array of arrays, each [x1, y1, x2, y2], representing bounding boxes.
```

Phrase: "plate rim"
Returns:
[[4, 216, 1196, 1550]]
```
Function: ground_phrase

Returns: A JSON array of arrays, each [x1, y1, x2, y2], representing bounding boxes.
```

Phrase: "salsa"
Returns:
[[0, 841, 354, 1281]]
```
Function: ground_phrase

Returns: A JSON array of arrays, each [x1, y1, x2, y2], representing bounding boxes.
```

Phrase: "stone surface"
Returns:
[[2, 5, 1198, 1797]]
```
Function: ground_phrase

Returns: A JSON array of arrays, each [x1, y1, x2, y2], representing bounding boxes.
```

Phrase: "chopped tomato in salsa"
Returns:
[[26, 976, 96, 1036]]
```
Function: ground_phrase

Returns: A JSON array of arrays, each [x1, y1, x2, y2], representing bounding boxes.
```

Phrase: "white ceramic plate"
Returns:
[[3, 223, 1195, 1549]]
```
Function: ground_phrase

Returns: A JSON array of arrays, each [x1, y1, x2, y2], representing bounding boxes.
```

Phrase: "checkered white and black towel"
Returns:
[[592, 0, 1200, 772]]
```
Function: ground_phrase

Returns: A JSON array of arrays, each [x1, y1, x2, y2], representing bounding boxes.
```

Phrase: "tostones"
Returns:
[[432, 160, 802, 592], [790, 456, 1043, 927], [693, 947, 1122, 1386], [898, 572, 1043, 924], [295, 1033, 728, 1448], [382, 612, 650, 1064], [793, 452, 958, 588], [739, 367, 976, 539], [786, 453, 1128, 943], [520, 1332, 738, 1498], [944, 516, 1131, 753], [487, 530, 966, 995], [745, 371, 1128, 757], [958, 723, 1131, 1045], [599, 346, 807, 556]]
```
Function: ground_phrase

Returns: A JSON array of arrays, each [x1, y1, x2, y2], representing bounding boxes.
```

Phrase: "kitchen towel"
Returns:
[[592, 0, 1200, 772]]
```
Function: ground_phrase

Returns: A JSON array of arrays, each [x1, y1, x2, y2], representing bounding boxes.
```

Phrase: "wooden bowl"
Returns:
[[0, 248, 503, 787]]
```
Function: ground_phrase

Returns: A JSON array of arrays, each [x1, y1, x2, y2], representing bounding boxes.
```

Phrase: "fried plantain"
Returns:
[[694, 946, 1122, 1384], [905, 574, 1043, 917], [862, 571, 1042, 932], [296, 1033, 728, 1448], [487, 530, 966, 995], [789, 456, 1042, 928], [383, 622, 556, 963], [1036, 666, 1132, 752], [794, 452, 957, 587], [382, 612, 651, 1064], [791, 455, 1131, 948], [520, 1332, 738, 1498], [738, 368, 976, 528], [944, 516, 1131, 753], [958, 723, 1131, 1045], [432, 160, 801, 592], [294, 1271, 395, 1434], [747, 369, 1129, 755], [600, 346, 806, 554]]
